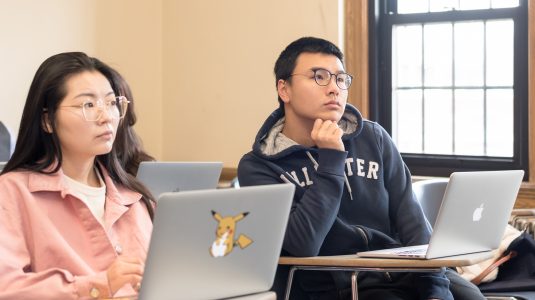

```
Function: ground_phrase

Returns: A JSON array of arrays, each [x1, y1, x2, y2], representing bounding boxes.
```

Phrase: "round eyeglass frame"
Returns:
[[288, 68, 353, 90], [59, 96, 130, 122]]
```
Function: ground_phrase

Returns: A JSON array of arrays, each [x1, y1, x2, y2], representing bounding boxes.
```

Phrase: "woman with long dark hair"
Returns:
[[99, 64, 155, 177], [0, 52, 154, 299]]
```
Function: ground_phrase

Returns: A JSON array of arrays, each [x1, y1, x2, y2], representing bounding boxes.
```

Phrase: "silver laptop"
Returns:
[[357, 170, 524, 260], [139, 184, 295, 300], [136, 161, 223, 199]]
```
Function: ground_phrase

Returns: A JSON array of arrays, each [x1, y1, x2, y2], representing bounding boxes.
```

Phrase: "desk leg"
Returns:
[[351, 271, 359, 300], [284, 266, 297, 300]]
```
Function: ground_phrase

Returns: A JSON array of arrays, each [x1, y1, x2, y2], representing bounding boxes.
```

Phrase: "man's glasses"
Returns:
[[60, 96, 130, 122], [289, 68, 353, 90]]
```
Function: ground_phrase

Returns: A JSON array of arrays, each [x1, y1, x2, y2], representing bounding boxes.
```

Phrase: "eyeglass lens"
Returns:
[[82, 96, 128, 121], [313, 69, 352, 89]]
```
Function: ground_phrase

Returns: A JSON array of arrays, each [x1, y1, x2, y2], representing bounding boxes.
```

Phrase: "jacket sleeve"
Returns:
[[0, 182, 113, 300], [376, 124, 431, 245], [375, 124, 453, 300], [238, 149, 348, 257]]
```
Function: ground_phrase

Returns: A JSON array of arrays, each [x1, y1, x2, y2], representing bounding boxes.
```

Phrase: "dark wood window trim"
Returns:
[[345, 0, 535, 207]]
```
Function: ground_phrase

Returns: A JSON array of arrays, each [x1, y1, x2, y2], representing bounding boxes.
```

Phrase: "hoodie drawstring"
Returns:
[[306, 151, 354, 200], [344, 175, 354, 200], [305, 151, 319, 171]]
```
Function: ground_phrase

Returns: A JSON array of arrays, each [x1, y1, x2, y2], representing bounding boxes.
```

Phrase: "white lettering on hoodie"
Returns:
[[284, 157, 380, 187]]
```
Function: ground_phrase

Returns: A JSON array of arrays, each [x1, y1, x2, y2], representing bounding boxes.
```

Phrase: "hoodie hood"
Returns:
[[253, 104, 364, 159]]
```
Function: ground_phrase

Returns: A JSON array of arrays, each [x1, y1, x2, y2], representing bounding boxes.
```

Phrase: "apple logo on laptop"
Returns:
[[472, 203, 484, 222]]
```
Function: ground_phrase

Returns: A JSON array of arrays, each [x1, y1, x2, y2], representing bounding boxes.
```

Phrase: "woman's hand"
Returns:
[[106, 256, 144, 295]]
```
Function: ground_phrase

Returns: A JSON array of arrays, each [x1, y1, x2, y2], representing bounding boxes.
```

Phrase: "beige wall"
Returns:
[[1, 0, 343, 167], [94, 0, 163, 158], [0, 0, 163, 158], [162, 0, 342, 167], [0, 0, 97, 141]]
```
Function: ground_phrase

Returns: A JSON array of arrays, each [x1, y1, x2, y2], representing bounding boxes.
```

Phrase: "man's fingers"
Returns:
[[317, 120, 340, 137], [310, 119, 344, 151], [313, 119, 335, 135], [311, 119, 323, 139]]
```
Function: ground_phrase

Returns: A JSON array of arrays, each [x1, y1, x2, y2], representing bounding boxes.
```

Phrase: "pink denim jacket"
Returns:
[[0, 165, 153, 299]]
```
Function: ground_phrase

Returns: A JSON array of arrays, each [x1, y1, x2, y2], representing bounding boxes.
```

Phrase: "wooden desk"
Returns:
[[279, 252, 494, 300], [225, 291, 276, 300], [106, 291, 275, 300]]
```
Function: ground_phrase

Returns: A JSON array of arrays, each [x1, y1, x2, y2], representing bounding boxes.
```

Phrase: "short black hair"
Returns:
[[274, 37, 344, 105]]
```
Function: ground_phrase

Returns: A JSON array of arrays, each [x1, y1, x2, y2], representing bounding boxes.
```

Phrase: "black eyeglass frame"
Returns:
[[288, 68, 354, 90]]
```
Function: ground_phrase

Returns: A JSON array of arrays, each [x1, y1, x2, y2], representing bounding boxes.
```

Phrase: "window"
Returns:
[[369, 0, 528, 177]]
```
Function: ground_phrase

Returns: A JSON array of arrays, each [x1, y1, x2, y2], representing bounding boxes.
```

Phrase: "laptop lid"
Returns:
[[426, 170, 523, 258], [139, 184, 295, 300], [136, 161, 223, 199], [358, 170, 523, 259]]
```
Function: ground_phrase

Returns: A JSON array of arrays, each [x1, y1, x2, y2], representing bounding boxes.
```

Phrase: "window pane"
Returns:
[[430, 0, 458, 12], [393, 89, 423, 153], [424, 23, 452, 87], [487, 20, 514, 86], [459, 0, 490, 10], [397, 0, 428, 14], [487, 89, 513, 157], [454, 90, 484, 155], [455, 22, 484, 86], [491, 0, 519, 8], [424, 89, 453, 154], [393, 25, 422, 87]]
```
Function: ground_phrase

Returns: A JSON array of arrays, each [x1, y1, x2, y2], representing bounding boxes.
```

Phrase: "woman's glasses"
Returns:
[[60, 96, 130, 122]]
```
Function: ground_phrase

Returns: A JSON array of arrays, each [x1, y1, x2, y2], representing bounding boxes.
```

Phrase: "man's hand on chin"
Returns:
[[310, 119, 344, 151]]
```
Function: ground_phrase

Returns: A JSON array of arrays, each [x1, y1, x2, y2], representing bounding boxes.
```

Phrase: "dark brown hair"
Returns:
[[1, 52, 155, 219]]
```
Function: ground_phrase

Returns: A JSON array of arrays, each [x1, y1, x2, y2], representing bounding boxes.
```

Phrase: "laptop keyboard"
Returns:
[[390, 245, 428, 256], [394, 248, 426, 255]]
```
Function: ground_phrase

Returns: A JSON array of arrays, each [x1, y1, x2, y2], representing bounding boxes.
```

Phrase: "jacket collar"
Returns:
[[253, 103, 364, 158], [27, 162, 141, 206]]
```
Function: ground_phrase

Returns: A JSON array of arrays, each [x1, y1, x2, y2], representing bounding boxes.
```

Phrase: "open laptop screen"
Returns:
[[139, 184, 295, 300], [136, 161, 223, 200]]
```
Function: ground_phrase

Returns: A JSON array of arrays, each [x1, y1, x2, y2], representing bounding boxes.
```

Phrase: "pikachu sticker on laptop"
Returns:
[[210, 210, 253, 257]]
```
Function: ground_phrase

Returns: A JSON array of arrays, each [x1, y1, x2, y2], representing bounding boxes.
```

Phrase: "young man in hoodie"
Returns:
[[238, 37, 486, 300]]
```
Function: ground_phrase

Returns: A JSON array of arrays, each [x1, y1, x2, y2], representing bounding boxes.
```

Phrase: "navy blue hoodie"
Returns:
[[238, 104, 452, 299]]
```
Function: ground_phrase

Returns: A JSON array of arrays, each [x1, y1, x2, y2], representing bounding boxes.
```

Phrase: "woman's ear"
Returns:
[[42, 111, 53, 133], [277, 79, 291, 104]]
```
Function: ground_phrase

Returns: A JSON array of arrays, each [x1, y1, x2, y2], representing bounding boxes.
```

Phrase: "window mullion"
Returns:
[[421, 23, 425, 153], [483, 20, 488, 156], [451, 22, 456, 155]]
